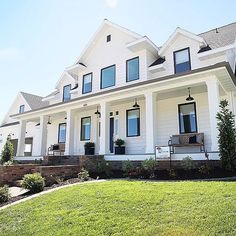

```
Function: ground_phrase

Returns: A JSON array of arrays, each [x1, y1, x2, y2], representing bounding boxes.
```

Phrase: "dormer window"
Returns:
[[107, 35, 111, 42], [174, 48, 191, 74], [63, 84, 71, 102], [19, 105, 25, 113]]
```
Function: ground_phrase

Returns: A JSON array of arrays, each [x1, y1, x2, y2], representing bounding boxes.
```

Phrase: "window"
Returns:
[[58, 123, 66, 143], [174, 48, 191, 73], [63, 84, 71, 102], [107, 35, 111, 42], [81, 117, 91, 140], [126, 57, 139, 82], [178, 102, 197, 134], [19, 105, 25, 113], [101, 65, 115, 89], [127, 109, 140, 137], [115, 118, 119, 135], [82, 73, 92, 94]]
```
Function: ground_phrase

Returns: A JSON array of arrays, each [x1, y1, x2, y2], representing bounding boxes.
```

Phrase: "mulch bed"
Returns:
[[0, 177, 94, 208]]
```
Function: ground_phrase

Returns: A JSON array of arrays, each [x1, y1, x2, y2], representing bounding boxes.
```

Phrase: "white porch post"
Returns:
[[64, 109, 75, 155], [39, 115, 47, 156], [145, 91, 157, 153], [206, 77, 220, 152], [16, 120, 27, 156], [99, 101, 110, 155]]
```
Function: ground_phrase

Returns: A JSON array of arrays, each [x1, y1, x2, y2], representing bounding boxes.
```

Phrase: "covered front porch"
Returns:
[[14, 69, 235, 161]]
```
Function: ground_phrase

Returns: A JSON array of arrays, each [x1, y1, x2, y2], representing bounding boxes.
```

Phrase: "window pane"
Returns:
[[101, 65, 115, 89], [58, 123, 66, 143], [81, 117, 91, 140], [179, 103, 197, 133], [83, 73, 92, 93], [127, 109, 140, 136], [19, 105, 25, 113], [127, 57, 139, 81], [63, 85, 71, 102], [174, 49, 190, 73]]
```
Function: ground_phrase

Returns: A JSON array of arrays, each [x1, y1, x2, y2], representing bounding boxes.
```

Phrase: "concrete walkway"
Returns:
[[0, 179, 106, 211]]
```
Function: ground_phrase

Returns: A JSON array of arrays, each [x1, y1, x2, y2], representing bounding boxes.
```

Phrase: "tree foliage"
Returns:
[[216, 100, 236, 171], [1, 135, 14, 164]]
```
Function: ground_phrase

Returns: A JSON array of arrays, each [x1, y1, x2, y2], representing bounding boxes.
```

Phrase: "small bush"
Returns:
[[78, 168, 90, 181], [3, 160, 13, 166], [114, 139, 125, 147], [0, 185, 10, 203], [182, 156, 194, 170], [198, 164, 211, 176], [21, 173, 45, 193], [122, 160, 134, 175], [169, 169, 177, 179], [142, 158, 157, 178], [96, 160, 111, 177]]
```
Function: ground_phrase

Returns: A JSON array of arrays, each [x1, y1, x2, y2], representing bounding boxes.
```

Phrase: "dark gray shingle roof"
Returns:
[[198, 22, 236, 49], [20, 92, 49, 110]]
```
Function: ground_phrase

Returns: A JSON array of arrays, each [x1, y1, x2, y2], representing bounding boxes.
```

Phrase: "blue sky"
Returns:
[[0, 0, 235, 120]]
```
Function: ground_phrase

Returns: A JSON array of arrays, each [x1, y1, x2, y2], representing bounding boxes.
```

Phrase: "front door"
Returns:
[[109, 117, 114, 153]]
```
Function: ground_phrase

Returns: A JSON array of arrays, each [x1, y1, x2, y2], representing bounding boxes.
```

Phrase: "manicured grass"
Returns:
[[0, 180, 235, 235]]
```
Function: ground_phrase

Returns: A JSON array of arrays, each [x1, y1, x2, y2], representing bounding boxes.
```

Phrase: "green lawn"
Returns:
[[0, 180, 235, 236]]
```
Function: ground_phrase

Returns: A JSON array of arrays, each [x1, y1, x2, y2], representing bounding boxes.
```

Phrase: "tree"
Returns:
[[1, 135, 14, 164], [216, 100, 236, 171]]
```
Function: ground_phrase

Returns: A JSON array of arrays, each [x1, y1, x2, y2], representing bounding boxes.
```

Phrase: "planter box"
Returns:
[[85, 147, 95, 155], [115, 146, 125, 155]]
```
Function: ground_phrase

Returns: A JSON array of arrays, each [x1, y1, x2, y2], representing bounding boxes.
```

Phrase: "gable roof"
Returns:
[[159, 27, 207, 56], [20, 92, 49, 110], [198, 22, 236, 50], [74, 19, 143, 65]]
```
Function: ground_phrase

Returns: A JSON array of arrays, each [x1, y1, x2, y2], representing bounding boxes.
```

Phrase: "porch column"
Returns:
[[64, 109, 75, 155], [39, 115, 47, 156], [99, 101, 110, 155], [16, 120, 27, 156], [206, 77, 220, 152], [145, 91, 157, 153]]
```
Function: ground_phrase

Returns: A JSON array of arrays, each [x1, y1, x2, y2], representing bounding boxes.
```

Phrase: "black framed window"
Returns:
[[19, 105, 25, 113], [101, 65, 115, 89], [178, 102, 197, 134], [81, 117, 91, 140], [82, 73, 92, 94], [58, 123, 66, 143], [126, 108, 140, 137], [174, 48, 191, 74], [126, 57, 139, 82], [63, 84, 71, 102]]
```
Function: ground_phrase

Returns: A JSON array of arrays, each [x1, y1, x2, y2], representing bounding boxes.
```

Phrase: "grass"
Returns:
[[0, 180, 235, 236]]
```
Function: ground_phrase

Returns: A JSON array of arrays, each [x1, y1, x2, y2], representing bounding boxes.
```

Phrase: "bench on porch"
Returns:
[[168, 133, 205, 154], [47, 143, 65, 156]]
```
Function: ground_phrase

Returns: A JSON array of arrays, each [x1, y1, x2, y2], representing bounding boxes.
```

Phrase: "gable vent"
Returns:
[[107, 35, 111, 42]]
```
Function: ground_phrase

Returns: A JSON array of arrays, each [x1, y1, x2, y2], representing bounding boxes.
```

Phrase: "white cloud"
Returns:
[[0, 47, 22, 61], [105, 0, 118, 8]]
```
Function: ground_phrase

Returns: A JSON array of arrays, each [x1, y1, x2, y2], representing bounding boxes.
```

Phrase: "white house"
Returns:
[[1, 20, 236, 162]]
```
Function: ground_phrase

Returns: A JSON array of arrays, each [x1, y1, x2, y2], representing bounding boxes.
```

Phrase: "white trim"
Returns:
[[198, 43, 236, 60], [149, 63, 165, 73], [159, 27, 207, 56]]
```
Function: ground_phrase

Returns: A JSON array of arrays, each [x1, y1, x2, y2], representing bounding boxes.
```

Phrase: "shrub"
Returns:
[[122, 160, 134, 175], [3, 160, 13, 166], [169, 168, 177, 179], [142, 158, 157, 178], [84, 142, 95, 148], [0, 185, 10, 203], [21, 173, 45, 193], [182, 156, 194, 170], [78, 168, 90, 181], [198, 164, 211, 176], [216, 99, 236, 171], [1, 136, 14, 164], [114, 139, 125, 147], [96, 160, 111, 177]]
